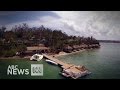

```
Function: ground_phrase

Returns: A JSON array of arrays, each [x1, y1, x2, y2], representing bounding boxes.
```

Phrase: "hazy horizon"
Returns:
[[0, 11, 120, 41]]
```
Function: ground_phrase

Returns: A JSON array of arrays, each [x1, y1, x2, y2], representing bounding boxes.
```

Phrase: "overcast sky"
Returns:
[[0, 11, 120, 40]]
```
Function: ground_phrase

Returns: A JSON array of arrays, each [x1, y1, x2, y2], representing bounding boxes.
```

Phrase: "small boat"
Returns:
[[45, 59, 58, 65], [61, 72, 71, 78], [30, 54, 43, 61]]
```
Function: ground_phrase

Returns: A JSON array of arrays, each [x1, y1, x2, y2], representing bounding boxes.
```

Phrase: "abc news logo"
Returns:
[[31, 64, 43, 76], [7, 64, 43, 76]]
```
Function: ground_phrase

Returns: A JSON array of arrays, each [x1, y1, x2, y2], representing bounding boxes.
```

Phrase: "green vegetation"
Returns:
[[0, 23, 100, 57]]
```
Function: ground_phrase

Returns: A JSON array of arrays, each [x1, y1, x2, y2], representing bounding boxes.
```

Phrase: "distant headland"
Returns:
[[98, 40, 120, 43]]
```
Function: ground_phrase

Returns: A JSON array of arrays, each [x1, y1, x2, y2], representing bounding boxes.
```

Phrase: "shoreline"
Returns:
[[49, 47, 100, 58], [0, 48, 98, 60], [49, 49, 86, 58], [0, 50, 84, 60]]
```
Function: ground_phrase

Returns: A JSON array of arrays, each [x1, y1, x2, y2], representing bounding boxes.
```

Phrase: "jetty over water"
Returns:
[[42, 54, 90, 79], [43, 54, 73, 69]]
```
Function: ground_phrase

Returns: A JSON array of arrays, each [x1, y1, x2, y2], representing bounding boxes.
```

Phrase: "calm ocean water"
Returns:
[[0, 43, 120, 79]]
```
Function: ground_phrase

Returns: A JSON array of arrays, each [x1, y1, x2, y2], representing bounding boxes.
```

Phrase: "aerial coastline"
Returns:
[[1, 11, 120, 79], [0, 23, 100, 59]]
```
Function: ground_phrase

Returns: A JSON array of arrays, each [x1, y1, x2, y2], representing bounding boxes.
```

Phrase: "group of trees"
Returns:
[[0, 23, 100, 57]]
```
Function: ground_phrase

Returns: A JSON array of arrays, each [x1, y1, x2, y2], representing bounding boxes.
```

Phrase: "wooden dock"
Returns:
[[43, 54, 73, 69], [42, 54, 90, 79]]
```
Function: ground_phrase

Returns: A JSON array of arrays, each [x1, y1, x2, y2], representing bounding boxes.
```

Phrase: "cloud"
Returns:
[[1, 11, 120, 40], [53, 11, 120, 40], [0, 11, 60, 25]]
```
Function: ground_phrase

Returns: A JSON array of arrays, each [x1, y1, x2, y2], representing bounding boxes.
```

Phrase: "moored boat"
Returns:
[[45, 59, 58, 65], [61, 72, 71, 78], [30, 54, 43, 61]]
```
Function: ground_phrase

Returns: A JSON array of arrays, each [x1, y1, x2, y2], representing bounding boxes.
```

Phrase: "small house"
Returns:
[[25, 44, 50, 56], [63, 45, 73, 53]]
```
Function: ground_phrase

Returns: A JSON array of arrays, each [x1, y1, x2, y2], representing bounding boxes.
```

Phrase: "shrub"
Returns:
[[3, 49, 16, 57]]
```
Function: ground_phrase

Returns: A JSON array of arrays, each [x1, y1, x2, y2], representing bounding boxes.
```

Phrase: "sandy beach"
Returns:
[[50, 49, 86, 58], [0, 49, 89, 60]]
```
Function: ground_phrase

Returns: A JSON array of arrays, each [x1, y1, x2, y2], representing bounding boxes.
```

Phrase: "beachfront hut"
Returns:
[[79, 44, 88, 49], [72, 45, 80, 51], [63, 46, 73, 53], [25, 44, 50, 56]]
